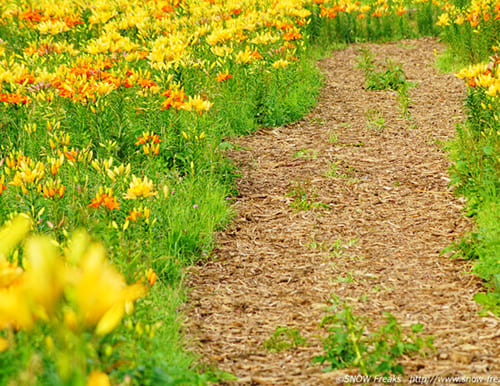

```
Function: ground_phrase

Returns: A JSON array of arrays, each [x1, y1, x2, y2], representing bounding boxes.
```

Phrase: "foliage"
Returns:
[[313, 297, 434, 376], [287, 181, 331, 211], [262, 326, 308, 352], [0, 0, 494, 382], [365, 109, 386, 131], [448, 56, 500, 311], [436, 0, 500, 312], [474, 292, 500, 316], [357, 49, 414, 117]]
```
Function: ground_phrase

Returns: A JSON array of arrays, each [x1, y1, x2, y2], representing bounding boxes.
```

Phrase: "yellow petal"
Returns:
[[86, 371, 110, 386], [24, 236, 63, 315], [124, 301, 134, 315], [0, 337, 9, 352], [95, 304, 124, 336], [0, 215, 32, 257], [66, 231, 92, 265], [123, 283, 147, 303], [0, 291, 34, 330], [64, 309, 79, 331], [0, 257, 23, 288]]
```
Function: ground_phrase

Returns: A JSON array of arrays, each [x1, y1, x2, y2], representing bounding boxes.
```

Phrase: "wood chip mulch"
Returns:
[[183, 38, 500, 385]]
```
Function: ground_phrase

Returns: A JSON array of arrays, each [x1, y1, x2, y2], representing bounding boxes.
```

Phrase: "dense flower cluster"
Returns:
[[0, 215, 147, 384], [436, 0, 500, 27]]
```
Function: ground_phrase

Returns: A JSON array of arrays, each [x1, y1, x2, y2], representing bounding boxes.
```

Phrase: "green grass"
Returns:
[[434, 48, 469, 74]]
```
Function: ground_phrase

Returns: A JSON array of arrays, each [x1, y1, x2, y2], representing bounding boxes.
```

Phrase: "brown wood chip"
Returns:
[[183, 38, 500, 384]]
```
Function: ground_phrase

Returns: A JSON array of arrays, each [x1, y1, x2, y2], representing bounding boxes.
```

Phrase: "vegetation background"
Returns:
[[0, 0, 499, 383]]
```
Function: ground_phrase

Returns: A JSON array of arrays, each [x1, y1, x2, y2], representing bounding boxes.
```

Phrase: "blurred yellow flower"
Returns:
[[0, 256, 23, 288], [0, 216, 146, 336], [124, 175, 157, 200], [0, 175, 5, 196], [73, 242, 146, 332], [24, 236, 65, 317], [86, 370, 110, 386], [0, 214, 32, 258], [0, 289, 34, 330], [0, 337, 8, 352], [436, 13, 450, 26], [272, 59, 290, 69], [182, 95, 213, 113]]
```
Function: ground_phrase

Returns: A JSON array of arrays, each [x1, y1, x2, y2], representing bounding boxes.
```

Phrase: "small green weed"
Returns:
[[397, 81, 414, 118], [357, 50, 414, 118], [310, 116, 325, 125], [263, 326, 307, 352], [356, 48, 376, 80], [474, 292, 500, 317], [287, 182, 331, 211], [325, 162, 340, 178], [293, 148, 318, 159], [325, 162, 359, 184], [330, 238, 358, 257], [309, 236, 330, 251], [328, 130, 338, 143], [335, 272, 354, 283], [365, 109, 386, 130], [357, 50, 405, 91], [313, 297, 434, 376]]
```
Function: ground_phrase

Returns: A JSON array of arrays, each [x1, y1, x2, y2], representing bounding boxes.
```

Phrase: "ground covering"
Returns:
[[186, 38, 500, 383], [0, 0, 499, 384]]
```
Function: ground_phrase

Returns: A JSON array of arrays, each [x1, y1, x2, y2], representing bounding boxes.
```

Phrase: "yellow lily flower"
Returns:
[[73, 242, 146, 332]]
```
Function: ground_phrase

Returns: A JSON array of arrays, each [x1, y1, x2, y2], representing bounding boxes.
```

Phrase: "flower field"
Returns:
[[0, 0, 499, 383]]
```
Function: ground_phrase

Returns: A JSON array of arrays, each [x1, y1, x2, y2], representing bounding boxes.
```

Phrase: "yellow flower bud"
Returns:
[[86, 371, 110, 386], [104, 344, 112, 357], [124, 301, 134, 315], [45, 336, 54, 351], [91, 160, 101, 172], [0, 337, 9, 353], [106, 169, 115, 181], [64, 310, 78, 330], [95, 304, 124, 336]]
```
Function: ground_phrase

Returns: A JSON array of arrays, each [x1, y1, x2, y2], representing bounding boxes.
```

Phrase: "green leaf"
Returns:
[[411, 323, 424, 333], [482, 145, 494, 155], [493, 274, 500, 292], [474, 292, 492, 306]]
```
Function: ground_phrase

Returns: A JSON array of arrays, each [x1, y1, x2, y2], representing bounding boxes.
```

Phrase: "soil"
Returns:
[[184, 38, 500, 384]]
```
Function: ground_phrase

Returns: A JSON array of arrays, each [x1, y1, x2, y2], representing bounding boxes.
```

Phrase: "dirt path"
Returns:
[[184, 38, 500, 384]]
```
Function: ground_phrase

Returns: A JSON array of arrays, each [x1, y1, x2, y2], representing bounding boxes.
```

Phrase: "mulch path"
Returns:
[[184, 38, 500, 384]]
